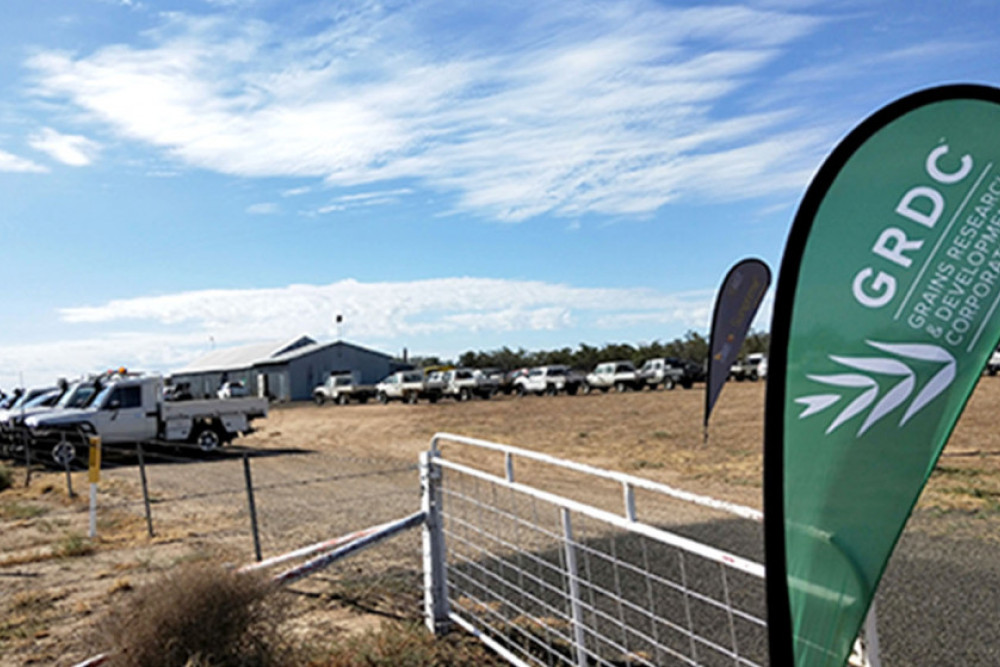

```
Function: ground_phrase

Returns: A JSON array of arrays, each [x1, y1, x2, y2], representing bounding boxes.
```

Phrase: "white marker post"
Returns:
[[88, 436, 101, 538]]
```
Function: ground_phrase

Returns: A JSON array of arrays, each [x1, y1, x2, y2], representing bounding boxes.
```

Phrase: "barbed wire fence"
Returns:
[[1, 430, 427, 618]]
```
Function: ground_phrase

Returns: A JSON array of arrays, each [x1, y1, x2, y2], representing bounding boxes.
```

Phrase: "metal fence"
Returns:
[[1, 431, 424, 589], [422, 432, 771, 667]]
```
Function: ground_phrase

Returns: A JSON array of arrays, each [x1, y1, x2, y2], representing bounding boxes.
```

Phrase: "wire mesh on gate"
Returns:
[[429, 434, 768, 667]]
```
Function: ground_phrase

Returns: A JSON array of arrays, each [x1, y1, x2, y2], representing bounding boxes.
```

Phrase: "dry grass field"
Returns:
[[3, 378, 1000, 665]]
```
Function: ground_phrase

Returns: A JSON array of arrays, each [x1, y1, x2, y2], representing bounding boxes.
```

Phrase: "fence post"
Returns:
[[623, 481, 636, 522], [864, 602, 882, 667], [136, 443, 155, 538], [242, 452, 262, 562], [62, 434, 75, 498], [88, 436, 101, 539], [23, 429, 32, 487], [561, 507, 587, 667], [421, 450, 450, 634]]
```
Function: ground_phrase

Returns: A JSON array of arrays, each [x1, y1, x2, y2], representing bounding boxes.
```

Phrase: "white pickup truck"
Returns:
[[441, 368, 499, 401], [986, 347, 1000, 375], [375, 370, 442, 404], [584, 361, 644, 393], [637, 358, 691, 390], [25, 373, 267, 463], [512, 365, 584, 396], [313, 371, 376, 405]]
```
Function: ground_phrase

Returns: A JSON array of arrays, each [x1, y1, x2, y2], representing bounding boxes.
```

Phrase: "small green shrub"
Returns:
[[0, 464, 12, 492], [58, 533, 94, 558], [0, 501, 48, 521]]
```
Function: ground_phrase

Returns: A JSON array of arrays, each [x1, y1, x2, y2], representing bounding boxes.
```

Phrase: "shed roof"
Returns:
[[175, 335, 316, 374], [174, 336, 396, 374]]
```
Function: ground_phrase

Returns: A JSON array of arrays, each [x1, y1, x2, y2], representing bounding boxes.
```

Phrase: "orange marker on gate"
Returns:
[[88, 436, 101, 483]]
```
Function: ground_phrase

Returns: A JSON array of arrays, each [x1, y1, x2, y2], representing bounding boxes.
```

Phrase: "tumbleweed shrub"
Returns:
[[100, 563, 292, 667]]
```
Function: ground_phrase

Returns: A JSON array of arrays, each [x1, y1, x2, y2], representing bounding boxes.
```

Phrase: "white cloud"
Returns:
[[0, 148, 48, 173], [246, 202, 278, 214], [59, 278, 712, 339], [28, 127, 101, 166], [26, 2, 827, 221], [0, 276, 770, 386], [0, 277, 704, 381], [281, 186, 311, 197], [309, 187, 413, 214]]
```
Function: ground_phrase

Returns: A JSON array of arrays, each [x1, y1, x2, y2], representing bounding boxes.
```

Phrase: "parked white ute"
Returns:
[[313, 371, 376, 405], [375, 370, 441, 404], [584, 361, 644, 393], [26, 373, 267, 464], [441, 368, 499, 401], [513, 365, 583, 396]]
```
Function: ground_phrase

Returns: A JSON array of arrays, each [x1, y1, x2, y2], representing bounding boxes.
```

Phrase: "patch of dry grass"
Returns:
[[99, 563, 291, 667], [311, 621, 504, 667]]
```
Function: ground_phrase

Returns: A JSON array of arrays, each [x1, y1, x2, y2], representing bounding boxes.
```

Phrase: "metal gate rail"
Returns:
[[422, 432, 769, 667]]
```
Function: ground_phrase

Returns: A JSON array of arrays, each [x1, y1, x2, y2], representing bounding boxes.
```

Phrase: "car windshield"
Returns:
[[7, 394, 29, 409], [90, 384, 115, 409], [58, 384, 96, 408], [24, 391, 58, 408]]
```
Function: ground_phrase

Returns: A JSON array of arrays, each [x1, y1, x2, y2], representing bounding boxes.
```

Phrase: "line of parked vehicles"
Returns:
[[312, 356, 724, 407], [0, 353, 767, 467], [0, 369, 267, 469]]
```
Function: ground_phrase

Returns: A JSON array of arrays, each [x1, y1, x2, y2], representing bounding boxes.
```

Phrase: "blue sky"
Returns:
[[0, 0, 996, 387]]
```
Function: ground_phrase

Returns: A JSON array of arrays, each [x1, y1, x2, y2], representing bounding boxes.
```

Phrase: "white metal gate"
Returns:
[[421, 433, 771, 667]]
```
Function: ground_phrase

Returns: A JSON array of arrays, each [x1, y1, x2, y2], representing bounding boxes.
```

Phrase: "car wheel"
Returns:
[[582, 384, 592, 395], [313, 393, 326, 406], [459, 388, 471, 402], [566, 384, 579, 396], [195, 426, 222, 452], [51, 438, 79, 468], [615, 381, 627, 393], [664, 377, 676, 390], [682, 380, 693, 389], [750, 371, 759, 382], [378, 392, 389, 404], [406, 391, 419, 404], [516, 385, 527, 398], [337, 393, 350, 406]]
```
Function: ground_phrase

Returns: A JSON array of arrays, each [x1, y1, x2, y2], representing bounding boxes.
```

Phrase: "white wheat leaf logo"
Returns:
[[794, 341, 955, 436]]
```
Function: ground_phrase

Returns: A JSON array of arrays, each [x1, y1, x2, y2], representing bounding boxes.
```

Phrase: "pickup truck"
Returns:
[[986, 348, 1000, 375], [513, 365, 584, 396], [25, 373, 267, 464], [313, 371, 376, 406], [730, 353, 767, 381], [637, 357, 693, 389], [637, 357, 700, 390], [441, 368, 500, 400], [584, 361, 645, 393], [375, 370, 442, 404], [0, 379, 98, 456]]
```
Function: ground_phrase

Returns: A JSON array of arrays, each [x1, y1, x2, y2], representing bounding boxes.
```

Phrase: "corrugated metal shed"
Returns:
[[169, 336, 409, 402], [175, 336, 316, 374]]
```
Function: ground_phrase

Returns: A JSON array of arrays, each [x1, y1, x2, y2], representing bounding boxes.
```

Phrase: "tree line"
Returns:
[[413, 330, 770, 372]]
